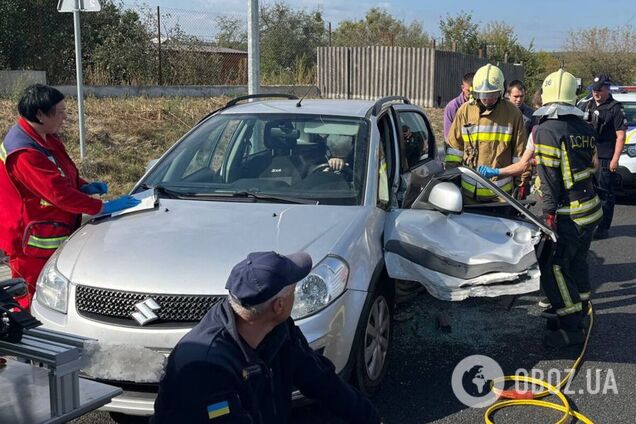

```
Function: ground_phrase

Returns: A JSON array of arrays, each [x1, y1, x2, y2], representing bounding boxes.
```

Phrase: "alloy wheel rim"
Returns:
[[364, 295, 390, 381]]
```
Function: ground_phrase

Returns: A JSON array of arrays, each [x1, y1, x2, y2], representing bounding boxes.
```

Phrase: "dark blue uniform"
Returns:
[[152, 299, 381, 424]]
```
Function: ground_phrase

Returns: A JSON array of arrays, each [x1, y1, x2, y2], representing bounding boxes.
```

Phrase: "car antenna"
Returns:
[[296, 86, 317, 108]]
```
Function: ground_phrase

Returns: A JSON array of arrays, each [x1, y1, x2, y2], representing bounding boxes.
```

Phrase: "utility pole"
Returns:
[[247, 0, 260, 95]]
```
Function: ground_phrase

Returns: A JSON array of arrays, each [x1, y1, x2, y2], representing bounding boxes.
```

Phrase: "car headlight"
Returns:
[[35, 256, 69, 314], [291, 256, 349, 320], [626, 144, 636, 158]]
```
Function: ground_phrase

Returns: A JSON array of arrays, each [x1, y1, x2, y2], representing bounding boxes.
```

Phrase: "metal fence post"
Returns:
[[247, 0, 260, 95], [157, 6, 163, 85]]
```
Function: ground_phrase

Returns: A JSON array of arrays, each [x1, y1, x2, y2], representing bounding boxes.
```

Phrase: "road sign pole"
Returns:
[[73, 3, 86, 160]]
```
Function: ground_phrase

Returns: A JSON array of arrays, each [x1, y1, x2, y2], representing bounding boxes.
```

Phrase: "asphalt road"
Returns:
[[73, 198, 635, 424]]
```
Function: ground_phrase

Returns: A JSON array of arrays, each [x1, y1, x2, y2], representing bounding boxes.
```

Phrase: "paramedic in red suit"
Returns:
[[0, 84, 139, 309]]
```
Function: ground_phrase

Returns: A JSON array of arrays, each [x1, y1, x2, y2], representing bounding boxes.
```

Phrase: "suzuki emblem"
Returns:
[[131, 298, 161, 326]]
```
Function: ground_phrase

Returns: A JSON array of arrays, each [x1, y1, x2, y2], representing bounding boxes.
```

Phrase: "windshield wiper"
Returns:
[[228, 191, 317, 204], [137, 183, 191, 199]]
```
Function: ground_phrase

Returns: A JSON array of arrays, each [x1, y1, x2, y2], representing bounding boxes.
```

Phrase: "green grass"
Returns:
[[0, 97, 444, 196]]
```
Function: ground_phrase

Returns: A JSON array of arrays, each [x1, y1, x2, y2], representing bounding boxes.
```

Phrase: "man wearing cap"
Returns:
[[152, 251, 381, 424], [578, 74, 628, 239]]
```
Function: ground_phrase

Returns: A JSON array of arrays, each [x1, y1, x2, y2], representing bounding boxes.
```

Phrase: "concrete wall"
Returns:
[[0, 70, 47, 96], [317, 47, 525, 108], [54, 85, 319, 99]]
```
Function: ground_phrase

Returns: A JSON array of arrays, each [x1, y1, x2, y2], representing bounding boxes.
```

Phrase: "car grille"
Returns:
[[75, 285, 226, 327]]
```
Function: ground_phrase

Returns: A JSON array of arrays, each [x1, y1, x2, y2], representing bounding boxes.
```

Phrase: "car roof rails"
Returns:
[[367, 96, 411, 118], [197, 93, 300, 124]]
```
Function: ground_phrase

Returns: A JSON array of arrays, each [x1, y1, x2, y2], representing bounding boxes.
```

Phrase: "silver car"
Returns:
[[32, 95, 553, 419]]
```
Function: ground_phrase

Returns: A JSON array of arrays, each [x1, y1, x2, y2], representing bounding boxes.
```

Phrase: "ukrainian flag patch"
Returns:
[[207, 400, 230, 419]]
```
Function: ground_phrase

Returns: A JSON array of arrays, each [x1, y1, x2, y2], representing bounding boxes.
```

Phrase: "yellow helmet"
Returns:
[[472, 64, 505, 99], [541, 69, 578, 106]]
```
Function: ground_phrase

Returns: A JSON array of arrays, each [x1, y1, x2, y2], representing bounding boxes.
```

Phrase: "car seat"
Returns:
[[259, 122, 302, 184]]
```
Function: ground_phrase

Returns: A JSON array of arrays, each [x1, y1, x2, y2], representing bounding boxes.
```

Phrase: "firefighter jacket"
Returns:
[[534, 115, 603, 227], [0, 118, 102, 257], [445, 99, 526, 200]]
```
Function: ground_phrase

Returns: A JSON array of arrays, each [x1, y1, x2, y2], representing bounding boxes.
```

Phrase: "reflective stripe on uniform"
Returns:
[[560, 142, 574, 189], [461, 124, 513, 143], [445, 147, 464, 163], [573, 167, 594, 182], [579, 292, 591, 301], [553, 264, 575, 314], [556, 196, 600, 214], [0, 143, 7, 162], [573, 207, 603, 227], [557, 302, 583, 316], [27, 235, 68, 250], [534, 143, 561, 158], [461, 175, 514, 198], [535, 156, 561, 167]]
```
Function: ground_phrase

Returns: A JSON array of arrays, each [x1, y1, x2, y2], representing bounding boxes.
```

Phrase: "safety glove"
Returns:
[[101, 195, 141, 215], [477, 165, 500, 179], [81, 181, 109, 195], [545, 213, 557, 231]]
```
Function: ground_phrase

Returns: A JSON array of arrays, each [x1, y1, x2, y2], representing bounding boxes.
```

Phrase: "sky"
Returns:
[[121, 0, 636, 51]]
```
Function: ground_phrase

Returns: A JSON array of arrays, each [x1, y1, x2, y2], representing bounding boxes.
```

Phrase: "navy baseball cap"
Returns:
[[225, 251, 312, 307], [591, 74, 611, 91]]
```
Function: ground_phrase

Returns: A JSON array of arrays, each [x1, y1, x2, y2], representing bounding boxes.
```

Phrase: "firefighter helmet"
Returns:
[[541, 69, 578, 106], [472, 64, 505, 100]]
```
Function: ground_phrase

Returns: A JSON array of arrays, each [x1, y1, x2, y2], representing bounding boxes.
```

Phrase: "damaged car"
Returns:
[[31, 94, 555, 420]]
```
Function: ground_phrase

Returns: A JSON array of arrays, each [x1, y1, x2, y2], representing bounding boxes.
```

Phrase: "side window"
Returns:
[[377, 142, 389, 208], [398, 112, 432, 169], [181, 120, 240, 180]]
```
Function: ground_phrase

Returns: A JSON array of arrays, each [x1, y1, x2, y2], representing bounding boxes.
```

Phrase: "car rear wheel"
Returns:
[[353, 286, 393, 395]]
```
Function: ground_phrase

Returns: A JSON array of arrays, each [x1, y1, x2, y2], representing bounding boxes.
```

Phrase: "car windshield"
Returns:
[[141, 113, 370, 205], [623, 102, 636, 127]]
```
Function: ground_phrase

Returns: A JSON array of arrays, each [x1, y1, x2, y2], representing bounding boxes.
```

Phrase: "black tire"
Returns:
[[353, 283, 393, 396], [109, 412, 150, 424]]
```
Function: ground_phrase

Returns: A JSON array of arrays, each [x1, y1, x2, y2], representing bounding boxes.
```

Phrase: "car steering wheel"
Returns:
[[307, 163, 353, 178]]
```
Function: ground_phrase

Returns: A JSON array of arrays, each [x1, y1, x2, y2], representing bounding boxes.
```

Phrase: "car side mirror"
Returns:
[[145, 159, 159, 174], [427, 181, 463, 214]]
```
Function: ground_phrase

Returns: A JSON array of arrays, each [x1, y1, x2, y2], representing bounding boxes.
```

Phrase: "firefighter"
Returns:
[[533, 70, 602, 348], [445, 64, 526, 202], [0, 84, 140, 309]]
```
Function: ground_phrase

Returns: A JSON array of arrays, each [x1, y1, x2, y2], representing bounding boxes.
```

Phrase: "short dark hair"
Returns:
[[463, 72, 475, 85], [18, 84, 65, 123], [506, 80, 526, 94]]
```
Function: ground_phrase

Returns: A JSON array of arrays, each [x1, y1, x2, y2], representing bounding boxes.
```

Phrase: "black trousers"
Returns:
[[540, 218, 596, 330], [598, 159, 617, 231]]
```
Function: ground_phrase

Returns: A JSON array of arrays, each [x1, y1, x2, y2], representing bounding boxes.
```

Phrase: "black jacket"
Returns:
[[152, 299, 381, 424], [578, 95, 628, 159]]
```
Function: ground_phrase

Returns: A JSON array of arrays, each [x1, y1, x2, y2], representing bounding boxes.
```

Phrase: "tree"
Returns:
[[259, 2, 327, 84], [438, 11, 480, 54], [562, 26, 636, 86], [215, 16, 248, 51], [333, 8, 430, 47]]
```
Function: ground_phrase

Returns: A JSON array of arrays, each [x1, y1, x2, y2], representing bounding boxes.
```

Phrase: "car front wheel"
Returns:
[[353, 287, 393, 395]]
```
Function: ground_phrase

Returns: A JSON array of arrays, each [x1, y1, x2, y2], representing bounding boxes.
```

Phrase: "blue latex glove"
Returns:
[[477, 165, 500, 179], [81, 181, 108, 195], [101, 195, 141, 215]]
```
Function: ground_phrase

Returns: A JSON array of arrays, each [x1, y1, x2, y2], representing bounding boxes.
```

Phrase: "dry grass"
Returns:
[[0, 97, 444, 196]]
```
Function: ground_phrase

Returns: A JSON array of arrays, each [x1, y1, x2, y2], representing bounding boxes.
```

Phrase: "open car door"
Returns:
[[384, 166, 556, 301]]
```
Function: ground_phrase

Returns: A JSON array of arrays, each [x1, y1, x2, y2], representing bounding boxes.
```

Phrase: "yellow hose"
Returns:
[[484, 305, 594, 424]]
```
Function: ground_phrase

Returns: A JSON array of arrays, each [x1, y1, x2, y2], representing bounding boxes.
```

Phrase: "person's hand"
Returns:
[[477, 165, 500, 179], [545, 213, 557, 231], [328, 158, 345, 171], [81, 181, 108, 195], [101, 195, 141, 215], [609, 158, 619, 172]]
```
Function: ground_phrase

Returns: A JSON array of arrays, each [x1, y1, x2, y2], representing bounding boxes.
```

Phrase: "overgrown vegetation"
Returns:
[[0, 97, 443, 196]]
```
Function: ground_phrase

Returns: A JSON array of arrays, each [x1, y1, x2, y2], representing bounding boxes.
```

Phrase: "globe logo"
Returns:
[[451, 355, 504, 408]]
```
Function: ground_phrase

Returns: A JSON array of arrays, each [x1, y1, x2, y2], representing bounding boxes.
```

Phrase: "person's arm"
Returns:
[[289, 324, 381, 424], [443, 101, 455, 140], [444, 105, 465, 168], [609, 105, 628, 172], [9, 150, 102, 215], [497, 147, 534, 178], [154, 361, 252, 424]]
